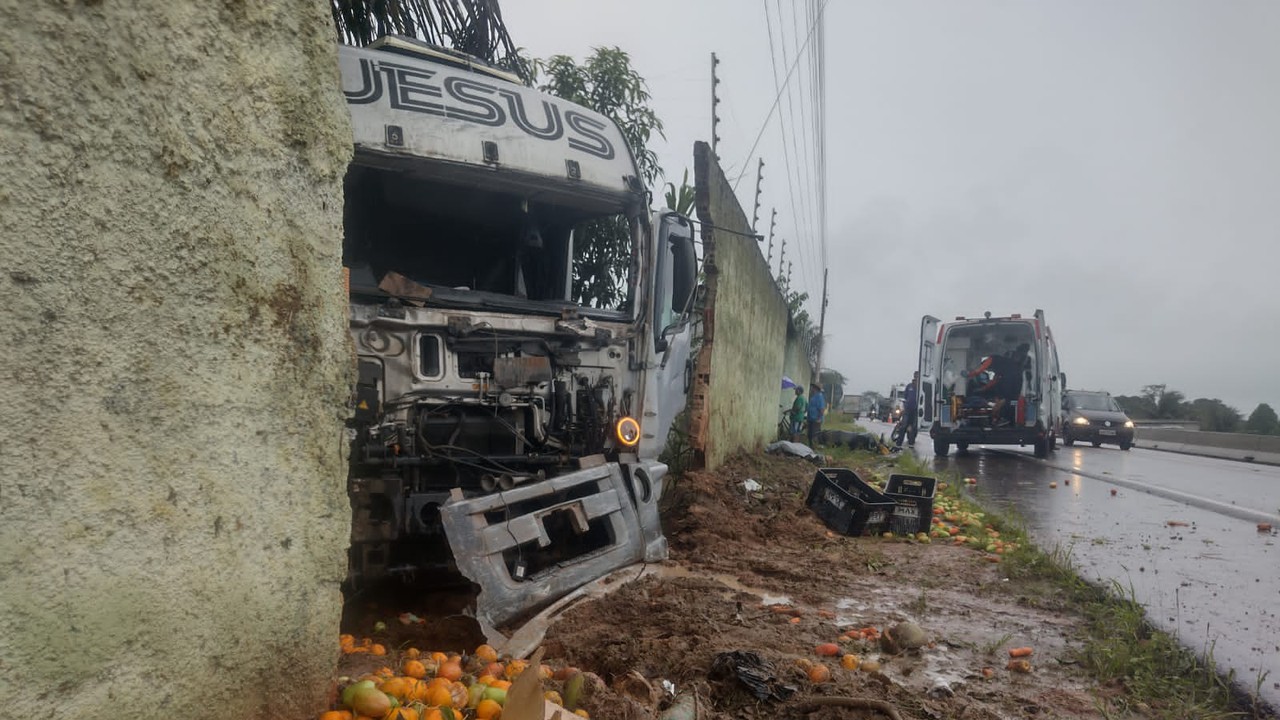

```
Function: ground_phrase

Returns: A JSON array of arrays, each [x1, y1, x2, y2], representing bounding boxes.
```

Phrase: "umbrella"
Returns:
[[781, 376, 798, 390]]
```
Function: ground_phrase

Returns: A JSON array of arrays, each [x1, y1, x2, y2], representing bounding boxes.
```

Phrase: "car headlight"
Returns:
[[1072, 416, 1089, 425], [1124, 420, 1134, 428]]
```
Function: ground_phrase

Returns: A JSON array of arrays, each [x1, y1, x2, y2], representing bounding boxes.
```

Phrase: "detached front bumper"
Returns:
[[438, 458, 667, 630]]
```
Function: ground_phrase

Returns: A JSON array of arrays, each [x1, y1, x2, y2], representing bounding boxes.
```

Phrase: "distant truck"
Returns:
[[337, 37, 699, 628], [915, 310, 1065, 458], [882, 384, 907, 422]]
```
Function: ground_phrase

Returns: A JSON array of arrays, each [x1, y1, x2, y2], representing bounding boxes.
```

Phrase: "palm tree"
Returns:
[[329, 0, 531, 83]]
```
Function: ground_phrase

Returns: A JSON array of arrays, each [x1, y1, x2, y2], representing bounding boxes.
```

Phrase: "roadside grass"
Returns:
[[973, 496, 1263, 717], [815, 453, 1269, 718]]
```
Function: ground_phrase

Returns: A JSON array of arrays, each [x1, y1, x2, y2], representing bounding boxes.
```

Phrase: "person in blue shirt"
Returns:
[[807, 382, 826, 446]]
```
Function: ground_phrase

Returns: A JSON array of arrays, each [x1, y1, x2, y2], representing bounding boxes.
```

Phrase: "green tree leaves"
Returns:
[[1245, 403, 1280, 435], [538, 48, 664, 310]]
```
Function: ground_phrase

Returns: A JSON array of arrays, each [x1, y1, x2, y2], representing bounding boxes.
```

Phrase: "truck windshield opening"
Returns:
[[342, 164, 634, 313]]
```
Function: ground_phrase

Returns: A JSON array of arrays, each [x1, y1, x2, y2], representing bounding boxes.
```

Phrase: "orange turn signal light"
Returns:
[[614, 417, 641, 447]]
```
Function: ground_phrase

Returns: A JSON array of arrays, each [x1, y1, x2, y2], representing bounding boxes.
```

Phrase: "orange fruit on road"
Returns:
[[475, 698, 502, 719], [426, 684, 454, 708], [385, 708, 418, 720], [371, 644, 387, 656], [438, 660, 464, 682], [807, 664, 831, 683], [319, 712, 353, 720], [504, 660, 528, 679], [402, 660, 427, 679], [840, 654, 860, 671], [815, 643, 840, 657], [475, 644, 499, 663], [404, 648, 421, 660]]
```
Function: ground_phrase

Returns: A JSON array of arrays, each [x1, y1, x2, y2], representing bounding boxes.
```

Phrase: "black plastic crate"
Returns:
[[884, 473, 937, 535], [806, 468, 896, 537]]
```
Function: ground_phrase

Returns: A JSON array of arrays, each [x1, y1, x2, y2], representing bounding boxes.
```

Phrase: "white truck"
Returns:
[[916, 310, 1065, 458], [337, 37, 698, 630]]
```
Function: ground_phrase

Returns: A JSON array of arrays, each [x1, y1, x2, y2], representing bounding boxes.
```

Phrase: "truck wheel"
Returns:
[[1034, 438, 1049, 458], [1120, 440, 1132, 451], [933, 439, 951, 457]]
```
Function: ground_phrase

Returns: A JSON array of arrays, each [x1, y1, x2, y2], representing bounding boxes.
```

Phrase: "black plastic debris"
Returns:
[[709, 651, 797, 702]]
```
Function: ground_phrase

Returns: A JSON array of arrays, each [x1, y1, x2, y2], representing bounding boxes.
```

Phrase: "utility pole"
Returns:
[[710, 53, 722, 159], [815, 268, 829, 377], [766, 208, 777, 264], [751, 159, 765, 231]]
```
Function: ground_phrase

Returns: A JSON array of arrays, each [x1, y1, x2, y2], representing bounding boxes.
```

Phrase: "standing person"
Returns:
[[790, 386, 807, 443], [901, 371, 920, 446], [807, 382, 826, 446]]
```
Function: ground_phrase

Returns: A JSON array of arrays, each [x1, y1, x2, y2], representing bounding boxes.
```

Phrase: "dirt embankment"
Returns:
[[337, 453, 1157, 719]]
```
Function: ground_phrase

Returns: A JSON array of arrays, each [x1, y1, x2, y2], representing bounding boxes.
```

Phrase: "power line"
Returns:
[[783, 0, 820, 299], [772, 0, 817, 290], [762, 0, 806, 283], [732, 0, 830, 194]]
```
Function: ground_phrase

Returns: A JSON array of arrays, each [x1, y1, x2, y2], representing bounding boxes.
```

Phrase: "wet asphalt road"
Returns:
[[860, 420, 1280, 708]]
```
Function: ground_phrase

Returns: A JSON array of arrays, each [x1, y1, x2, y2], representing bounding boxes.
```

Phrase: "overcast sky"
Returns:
[[503, 1, 1280, 414]]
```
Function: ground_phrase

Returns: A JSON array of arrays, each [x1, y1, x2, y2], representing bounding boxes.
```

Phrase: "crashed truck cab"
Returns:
[[337, 36, 698, 630]]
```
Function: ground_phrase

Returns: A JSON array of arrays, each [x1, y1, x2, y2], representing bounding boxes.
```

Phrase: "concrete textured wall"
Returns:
[[780, 326, 814, 416], [0, 3, 353, 718], [688, 142, 792, 468]]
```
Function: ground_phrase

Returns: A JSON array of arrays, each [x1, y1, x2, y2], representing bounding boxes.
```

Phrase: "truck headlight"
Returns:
[[1072, 416, 1089, 425], [615, 417, 641, 447]]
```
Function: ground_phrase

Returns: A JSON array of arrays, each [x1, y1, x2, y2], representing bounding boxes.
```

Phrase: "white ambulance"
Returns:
[[914, 310, 1065, 458]]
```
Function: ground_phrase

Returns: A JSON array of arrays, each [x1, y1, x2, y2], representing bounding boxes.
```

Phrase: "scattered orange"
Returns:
[[487, 679, 511, 691], [385, 708, 418, 720], [378, 677, 412, 700], [539, 664, 554, 680], [483, 662, 505, 679], [319, 712, 353, 720], [404, 648, 421, 660], [504, 660, 528, 679], [420, 710, 444, 720], [475, 644, 499, 663], [430, 652, 449, 664], [807, 664, 832, 683], [815, 643, 840, 657], [544, 690, 563, 705], [574, 711, 589, 718], [371, 644, 387, 656], [402, 660, 427, 679], [375, 667, 394, 678], [477, 675, 498, 687], [437, 660, 463, 682], [840, 654, 860, 671], [475, 698, 502, 719], [449, 681, 470, 707], [407, 680, 432, 703], [426, 684, 454, 707]]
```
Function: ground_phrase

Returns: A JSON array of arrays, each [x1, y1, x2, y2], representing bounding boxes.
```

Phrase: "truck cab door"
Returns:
[[639, 211, 698, 460], [918, 315, 941, 429]]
